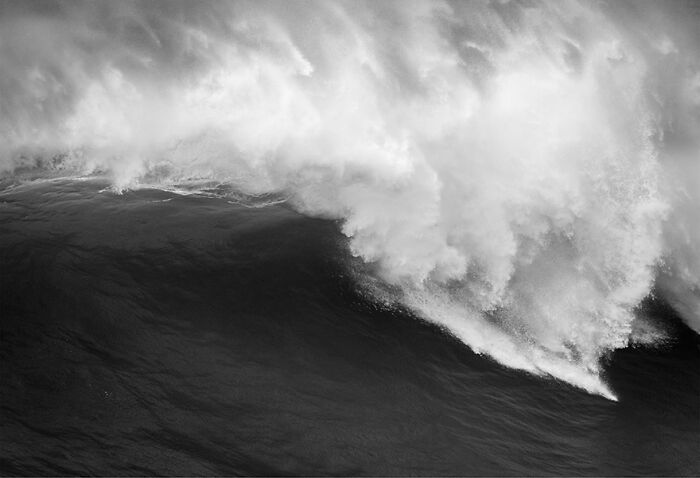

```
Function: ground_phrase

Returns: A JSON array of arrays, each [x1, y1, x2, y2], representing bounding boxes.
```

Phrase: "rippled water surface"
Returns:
[[1, 180, 698, 475]]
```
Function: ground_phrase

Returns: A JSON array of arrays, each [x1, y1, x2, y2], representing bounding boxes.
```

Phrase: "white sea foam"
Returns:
[[1, 0, 698, 398]]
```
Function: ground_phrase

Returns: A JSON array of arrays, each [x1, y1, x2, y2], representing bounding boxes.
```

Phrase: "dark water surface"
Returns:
[[1, 179, 698, 476]]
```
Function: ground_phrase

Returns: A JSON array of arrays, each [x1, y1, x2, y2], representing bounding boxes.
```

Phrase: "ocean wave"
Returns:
[[1, 0, 699, 398]]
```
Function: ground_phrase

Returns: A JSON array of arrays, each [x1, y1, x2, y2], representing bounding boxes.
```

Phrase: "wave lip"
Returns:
[[380, 282, 619, 401]]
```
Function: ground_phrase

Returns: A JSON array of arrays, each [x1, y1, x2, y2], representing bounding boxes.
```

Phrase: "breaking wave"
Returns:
[[2, 0, 699, 398]]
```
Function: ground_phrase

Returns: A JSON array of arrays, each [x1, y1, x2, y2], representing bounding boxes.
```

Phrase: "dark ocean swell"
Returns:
[[1, 178, 698, 475]]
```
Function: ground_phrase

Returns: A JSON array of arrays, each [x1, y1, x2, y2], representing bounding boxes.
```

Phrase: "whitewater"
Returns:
[[1, 0, 699, 399]]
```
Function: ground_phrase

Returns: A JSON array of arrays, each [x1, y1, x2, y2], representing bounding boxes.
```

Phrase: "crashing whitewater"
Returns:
[[1, 0, 699, 399]]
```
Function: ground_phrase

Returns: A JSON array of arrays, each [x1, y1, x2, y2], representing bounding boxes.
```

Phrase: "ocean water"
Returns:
[[1, 0, 700, 475], [1, 178, 698, 475]]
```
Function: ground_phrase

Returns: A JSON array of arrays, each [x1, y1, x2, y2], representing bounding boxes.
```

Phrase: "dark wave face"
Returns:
[[1, 179, 698, 475]]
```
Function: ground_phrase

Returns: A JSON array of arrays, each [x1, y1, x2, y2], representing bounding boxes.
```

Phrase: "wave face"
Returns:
[[1, 0, 699, 398]]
